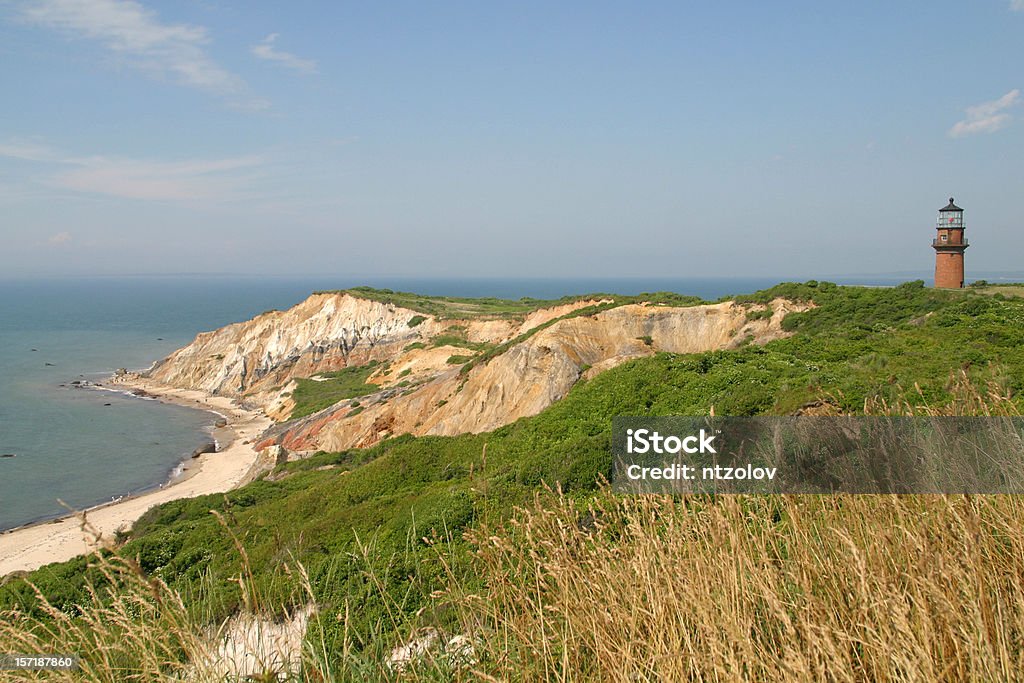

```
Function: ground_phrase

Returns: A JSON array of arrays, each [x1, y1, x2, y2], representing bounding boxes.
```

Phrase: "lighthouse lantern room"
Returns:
[[932, 197, 968, 289]]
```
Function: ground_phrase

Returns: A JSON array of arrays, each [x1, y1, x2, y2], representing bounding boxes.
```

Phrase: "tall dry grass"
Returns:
[[864, 370, 1017, 418], [0, 534, 215, 682], [0, 514, 317, 682], [422, 373, 1024, 681], [445, 492, 1024, 682]]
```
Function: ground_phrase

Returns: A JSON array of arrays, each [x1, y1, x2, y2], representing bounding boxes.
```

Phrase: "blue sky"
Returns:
[[1, 0, 1022, 279]]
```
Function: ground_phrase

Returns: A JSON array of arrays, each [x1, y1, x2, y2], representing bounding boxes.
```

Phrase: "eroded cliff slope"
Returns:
[[143, 290, 808, 454], [263, 299, 805, 451], [147, 292, 598, 398]]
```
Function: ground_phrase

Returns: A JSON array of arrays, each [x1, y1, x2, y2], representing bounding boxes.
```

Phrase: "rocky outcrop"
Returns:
[[148, 294, 428, 396], [190, 441, 217, 459]]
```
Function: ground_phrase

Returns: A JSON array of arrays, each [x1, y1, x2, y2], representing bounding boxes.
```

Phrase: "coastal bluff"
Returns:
[[144, 289, 809, 454]]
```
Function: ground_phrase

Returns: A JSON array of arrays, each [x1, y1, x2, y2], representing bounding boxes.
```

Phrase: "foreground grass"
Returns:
[[0, 545, 215, 682], [439, 491, 1024, 682], [7, 493, 1024, 681]]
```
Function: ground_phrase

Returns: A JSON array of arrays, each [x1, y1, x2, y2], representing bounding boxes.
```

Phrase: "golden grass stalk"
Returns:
[[444, 491, 1024, 682], [424, 373, 1024, 681]]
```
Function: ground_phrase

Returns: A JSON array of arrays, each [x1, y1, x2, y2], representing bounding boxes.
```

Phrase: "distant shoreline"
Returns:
[[0, 377, 271, 576]]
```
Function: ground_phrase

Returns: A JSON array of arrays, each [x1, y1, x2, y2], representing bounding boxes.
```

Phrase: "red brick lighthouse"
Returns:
[[933, 197, 968, 289]]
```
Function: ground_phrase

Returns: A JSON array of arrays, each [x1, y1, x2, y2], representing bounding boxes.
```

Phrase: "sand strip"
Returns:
[[0, 379, 271, 576]]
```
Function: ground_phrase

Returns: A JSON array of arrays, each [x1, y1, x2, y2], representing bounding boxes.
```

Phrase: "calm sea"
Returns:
[[0, 274, 919, 531]]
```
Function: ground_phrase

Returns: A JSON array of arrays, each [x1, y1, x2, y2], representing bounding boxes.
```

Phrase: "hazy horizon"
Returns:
[[2, 1, 1022, 279]]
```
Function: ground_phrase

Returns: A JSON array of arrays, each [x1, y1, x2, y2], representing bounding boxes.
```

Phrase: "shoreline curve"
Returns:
[[0, 378, 271, 577]]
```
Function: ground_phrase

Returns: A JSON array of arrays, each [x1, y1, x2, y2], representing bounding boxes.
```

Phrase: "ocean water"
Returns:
[[0, 274, 918, 531]]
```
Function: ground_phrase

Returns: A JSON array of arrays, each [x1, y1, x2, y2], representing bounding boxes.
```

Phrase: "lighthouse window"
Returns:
[[941, 234, 948, 242]]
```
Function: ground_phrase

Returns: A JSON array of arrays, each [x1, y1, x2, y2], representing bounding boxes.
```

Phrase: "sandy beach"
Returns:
[[0, 378, 272, 576]]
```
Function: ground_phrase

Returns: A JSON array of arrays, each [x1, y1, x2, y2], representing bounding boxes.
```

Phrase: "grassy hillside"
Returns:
[[4, 281, 1024, 679], [967, 281, 1024, 298], [289, 362, 382, 419]]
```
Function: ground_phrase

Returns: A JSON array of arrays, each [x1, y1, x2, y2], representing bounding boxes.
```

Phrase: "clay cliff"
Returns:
[[142, 290, 808, 454], [147, 293, 599, 399]]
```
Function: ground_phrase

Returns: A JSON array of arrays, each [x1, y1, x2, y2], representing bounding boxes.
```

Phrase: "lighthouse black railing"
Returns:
[[932, 238, 969, 247]]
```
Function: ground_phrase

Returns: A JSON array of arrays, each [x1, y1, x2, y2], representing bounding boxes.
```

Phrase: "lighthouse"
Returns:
[[932, 197, 968, 289]]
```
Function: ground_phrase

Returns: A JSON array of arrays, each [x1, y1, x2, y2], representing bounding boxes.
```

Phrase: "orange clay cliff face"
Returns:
[[144, 292, 809, 453]]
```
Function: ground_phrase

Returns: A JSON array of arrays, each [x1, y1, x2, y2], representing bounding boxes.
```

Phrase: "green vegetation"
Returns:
[[6, 281, 1024, 678], [968, 282, 1024, 299], [445, 354, 473, 365], [744, 306, 773, 321], [428, 334, 478, 349], [406, 315, 427, 327], [426, 325, 493, 353], [318, 286, 576, 320], [289, 362, 380, 419]]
